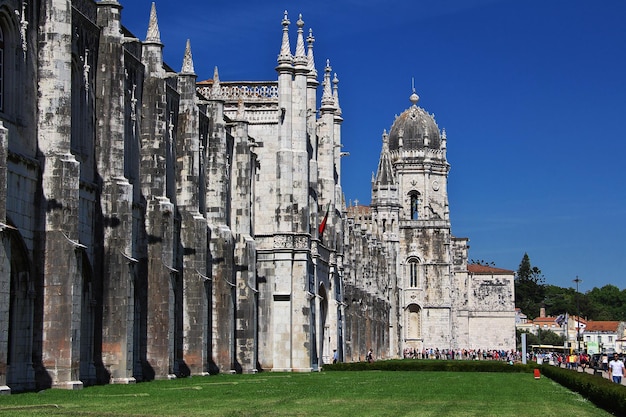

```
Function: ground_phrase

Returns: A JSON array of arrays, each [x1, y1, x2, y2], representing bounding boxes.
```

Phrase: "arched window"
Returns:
[[409, 191, 420, 220], [408, 257, 420, 288]]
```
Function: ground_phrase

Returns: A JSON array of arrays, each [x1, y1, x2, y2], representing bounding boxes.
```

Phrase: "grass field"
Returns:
[[0, 371, 614, 416]]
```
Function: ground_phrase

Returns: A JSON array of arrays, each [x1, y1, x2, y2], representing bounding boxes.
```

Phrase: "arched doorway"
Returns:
[[318, 284, 328, 365], [5, 228, 35, 392], [79, 251, 96, 385], [404, 303, 422, 351]]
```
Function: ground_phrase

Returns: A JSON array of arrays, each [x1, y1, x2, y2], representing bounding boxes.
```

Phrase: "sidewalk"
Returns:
[[579, 366, 625, 386]]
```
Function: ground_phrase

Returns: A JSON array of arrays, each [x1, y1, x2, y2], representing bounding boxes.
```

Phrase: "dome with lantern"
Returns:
[[387, 90, 442, 151]]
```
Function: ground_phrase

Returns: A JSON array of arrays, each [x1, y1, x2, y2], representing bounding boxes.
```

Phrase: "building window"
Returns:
[[598, 336, 602, 343], [408, 259, 419, 288], [609, 336, 613, 343], [409, 193, 420, 220]]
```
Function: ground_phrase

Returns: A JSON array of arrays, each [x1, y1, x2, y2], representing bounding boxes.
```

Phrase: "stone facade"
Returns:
[[0, 0, 514, 394]]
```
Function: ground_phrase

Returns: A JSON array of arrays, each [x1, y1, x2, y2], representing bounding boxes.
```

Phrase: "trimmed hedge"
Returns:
[[539, 364, 626, 416], [323, 359, 533, 373]]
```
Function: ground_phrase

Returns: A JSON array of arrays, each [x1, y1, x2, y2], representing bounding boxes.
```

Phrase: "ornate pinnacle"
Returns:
[[294, 14, 307, 67], [145, 2, 162, 44], [181, 39, 195, 75], [307, 28, 317, 79], [277, 10, 293, 68]]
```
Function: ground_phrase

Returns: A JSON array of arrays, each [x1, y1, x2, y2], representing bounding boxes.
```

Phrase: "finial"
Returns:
[[409, 77, 419, 105], [146, 2, 161, 43], [181, 39, 195, 75]]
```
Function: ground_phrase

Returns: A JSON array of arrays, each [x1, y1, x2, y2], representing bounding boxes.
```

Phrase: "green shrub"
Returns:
[[323, 359, 534, 374], [539, 364, 626, 416]]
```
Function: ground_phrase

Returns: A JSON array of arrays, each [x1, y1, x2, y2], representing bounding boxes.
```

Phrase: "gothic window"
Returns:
[[0, 17, 17, 117], [409, 192, 420, 220], [71, 59, 83, 154], [408, 257, 419, 288]]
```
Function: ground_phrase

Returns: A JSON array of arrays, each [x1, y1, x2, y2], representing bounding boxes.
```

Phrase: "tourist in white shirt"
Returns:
[[608, 353, 624, 384]]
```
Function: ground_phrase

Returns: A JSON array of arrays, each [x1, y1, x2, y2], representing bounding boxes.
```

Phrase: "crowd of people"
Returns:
[[402, 347, 521, 363], [399, 347, 624, 384]]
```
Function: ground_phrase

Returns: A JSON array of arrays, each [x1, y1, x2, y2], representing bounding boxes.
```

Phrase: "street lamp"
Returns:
[[573, 276, 582, 353]]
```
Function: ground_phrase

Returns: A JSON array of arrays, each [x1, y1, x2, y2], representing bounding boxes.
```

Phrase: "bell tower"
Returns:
[[381, 88, 454, 352]]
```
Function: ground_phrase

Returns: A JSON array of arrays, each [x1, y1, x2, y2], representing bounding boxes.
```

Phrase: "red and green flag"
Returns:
[[318, 202, 330, 236]]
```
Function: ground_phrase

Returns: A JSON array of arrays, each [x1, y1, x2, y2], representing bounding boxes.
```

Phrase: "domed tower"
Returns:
[[374, 88, 455, 354], [387, 89, 449, 223]]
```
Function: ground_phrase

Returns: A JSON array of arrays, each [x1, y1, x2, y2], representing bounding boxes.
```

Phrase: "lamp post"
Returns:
[[573, 276, 582, 353]]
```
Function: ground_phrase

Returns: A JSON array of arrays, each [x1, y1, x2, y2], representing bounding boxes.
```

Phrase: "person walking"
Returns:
[[608, 353, 624, 384]]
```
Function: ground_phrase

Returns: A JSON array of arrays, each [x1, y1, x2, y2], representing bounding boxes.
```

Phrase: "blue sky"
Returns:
[[119, 0, 626, 292]]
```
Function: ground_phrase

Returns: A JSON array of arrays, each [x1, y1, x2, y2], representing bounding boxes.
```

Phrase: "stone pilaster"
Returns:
[[229, 117, 257, 373], [37, 0, 83, 390], [140, 10, 178, 378], [0, 123, 9, 394], [95, 0, 137, 385], [176, 47, 210, 376], [204, 100, 235, 373]]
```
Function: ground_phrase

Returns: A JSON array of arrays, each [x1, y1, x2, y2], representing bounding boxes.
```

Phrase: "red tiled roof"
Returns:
[[533, 316, 559, 324], [467, 264, 514, 274], [585, 321, 620, 332]]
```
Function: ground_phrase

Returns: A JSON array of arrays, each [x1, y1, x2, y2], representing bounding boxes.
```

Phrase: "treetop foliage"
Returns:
[[514, 253, 626, 321]]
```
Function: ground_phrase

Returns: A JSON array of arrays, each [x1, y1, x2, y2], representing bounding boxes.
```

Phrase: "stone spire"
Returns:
[[332, 72, 342, 117], [181, 39, 195, 75], [276, 10, 293, 70], [306, 28, 317, 79], [294, 14, 307, 68], [145, 2, 162, 44], [320, 59, 335, 111], [211, 66, 221, 96], [372, 130, 397, 198]]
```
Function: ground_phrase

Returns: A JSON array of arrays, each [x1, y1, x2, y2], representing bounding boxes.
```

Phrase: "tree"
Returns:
[[516, 328, 565, 351], [515, 253, 545, 319]]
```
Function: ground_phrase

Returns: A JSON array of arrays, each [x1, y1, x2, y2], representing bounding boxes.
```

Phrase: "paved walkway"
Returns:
[[579, 366, 625, 386]]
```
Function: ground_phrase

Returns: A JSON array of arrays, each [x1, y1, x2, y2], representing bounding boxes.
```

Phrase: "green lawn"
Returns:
[[0, 371, 613, 416]]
